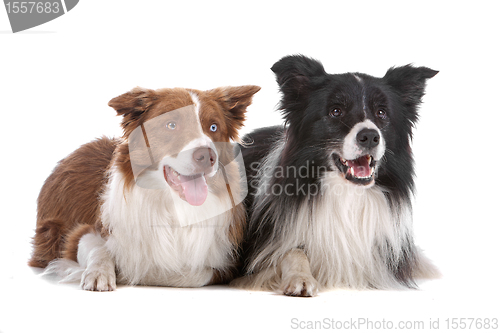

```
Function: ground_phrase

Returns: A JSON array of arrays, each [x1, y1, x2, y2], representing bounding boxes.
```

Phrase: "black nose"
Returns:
[[193, 147, 216, 168], [356, 128, 380, 148]]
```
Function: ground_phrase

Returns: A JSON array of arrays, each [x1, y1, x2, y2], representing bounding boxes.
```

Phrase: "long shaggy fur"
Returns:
[[30, 85, 259, 290], [234, 55, 439, 296]]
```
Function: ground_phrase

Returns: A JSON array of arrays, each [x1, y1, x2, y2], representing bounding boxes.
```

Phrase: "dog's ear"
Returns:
[[108, 87, 157, 117], [271, 55, 327, 94], [108, 87, 157, 133], [212, 85, 261, 140], [271, 55, 327, 124], [384, 65, 438, 107]]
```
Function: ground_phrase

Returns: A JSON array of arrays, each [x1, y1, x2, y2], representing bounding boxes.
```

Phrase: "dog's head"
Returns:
[[109, 85, 260, 205], [272, 55, 437, 187]]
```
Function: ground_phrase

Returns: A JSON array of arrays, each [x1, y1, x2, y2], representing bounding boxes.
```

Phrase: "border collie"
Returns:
[[29, 85, 260, 291], [234, 55, 439, 296]]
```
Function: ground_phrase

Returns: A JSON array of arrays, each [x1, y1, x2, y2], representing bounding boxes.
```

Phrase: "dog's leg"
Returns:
[[78, 233, 116, 292], [279, 248, 319, 297]]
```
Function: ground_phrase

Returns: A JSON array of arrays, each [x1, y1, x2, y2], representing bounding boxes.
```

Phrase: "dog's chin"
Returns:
[[163, 165, 214, 206], [332, 153, 377, 187]]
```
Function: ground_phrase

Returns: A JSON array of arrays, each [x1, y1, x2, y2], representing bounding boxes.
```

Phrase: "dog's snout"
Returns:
[[193, 147, 216, 168], [356, 129, 380, 149]]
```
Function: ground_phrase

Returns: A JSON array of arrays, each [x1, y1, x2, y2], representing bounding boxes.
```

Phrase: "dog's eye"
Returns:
[[210, 124, 217, 132], [376, 110, 387, 119], [329, 108, 343, 118], [166, 122, 177, 130]]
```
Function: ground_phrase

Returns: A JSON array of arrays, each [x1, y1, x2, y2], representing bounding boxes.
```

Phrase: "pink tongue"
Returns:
[[346, 156, 371, 178], [179, 174, 208, 206]]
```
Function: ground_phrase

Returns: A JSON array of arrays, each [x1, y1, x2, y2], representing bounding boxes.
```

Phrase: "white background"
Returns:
[[1, 1, 499, 332]]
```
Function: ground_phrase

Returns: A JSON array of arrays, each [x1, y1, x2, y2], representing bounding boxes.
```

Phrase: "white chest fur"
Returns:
[[297, 172, 411, 289], [100, 171, 234, 287]]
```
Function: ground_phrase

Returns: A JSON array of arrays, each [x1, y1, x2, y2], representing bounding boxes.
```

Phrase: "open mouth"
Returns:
[[334, 154, 376, 186], [163, 165, 208, 206]]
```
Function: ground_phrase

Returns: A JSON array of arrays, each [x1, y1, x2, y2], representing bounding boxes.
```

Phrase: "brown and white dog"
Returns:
[[29, 85, 260, 291]]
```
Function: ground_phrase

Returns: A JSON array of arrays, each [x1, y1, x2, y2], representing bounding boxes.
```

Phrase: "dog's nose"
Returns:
[[356, 129, 380, 148], [193, 147, 216, 169]]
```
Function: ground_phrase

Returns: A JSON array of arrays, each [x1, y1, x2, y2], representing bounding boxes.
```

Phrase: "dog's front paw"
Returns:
[[280, 274, 319, 297], [81, 268, 116, 292]]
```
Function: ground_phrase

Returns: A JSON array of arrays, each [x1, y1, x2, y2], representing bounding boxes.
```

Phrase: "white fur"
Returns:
[[188, 91, 201, 119], [152, 93, 219, 177], [100, 168, 236, 287], [251, 138, 286, 198], [306, 172, 411, 289], [43, 233, 117, 291], [249, 172, 412, 290], [241, 135, 418, 292], [43, 258, 84, 283], [43, 90, 246, 290], [44, 149, 242, 289], [352, 74, 367, 116], [352, 74, 363, 83], [129, 93, 218, 179], [342, 119, 385, 161], [78, 233, 116, 291], [280, 248, 319, 296]]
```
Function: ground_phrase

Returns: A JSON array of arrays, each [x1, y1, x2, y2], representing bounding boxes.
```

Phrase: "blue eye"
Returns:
[[210, 124, 217, 132]]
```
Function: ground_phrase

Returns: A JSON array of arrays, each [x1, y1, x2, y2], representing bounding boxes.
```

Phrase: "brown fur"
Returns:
[[29, 86, 260, 287], [62, 224, 97, 262], [29, 137, 116, 268], [195, 86, 260, 142], [28, 219, 67, 268], [109, 86, 260, 190]]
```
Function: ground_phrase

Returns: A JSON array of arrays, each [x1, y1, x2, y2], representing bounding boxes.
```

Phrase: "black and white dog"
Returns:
[[236, 55, 439, 296]]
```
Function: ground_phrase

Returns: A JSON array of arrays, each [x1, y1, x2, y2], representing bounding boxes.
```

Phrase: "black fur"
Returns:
[[241, 55, 437, 288]]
